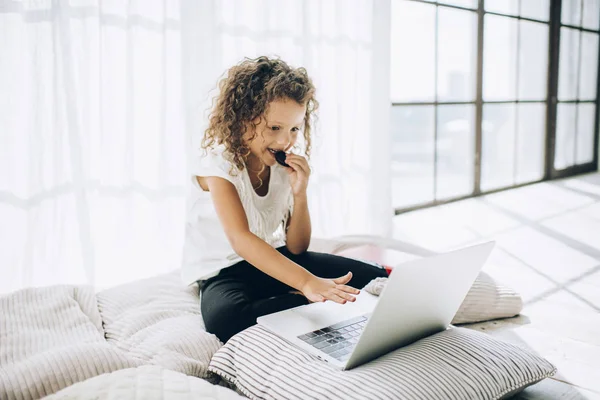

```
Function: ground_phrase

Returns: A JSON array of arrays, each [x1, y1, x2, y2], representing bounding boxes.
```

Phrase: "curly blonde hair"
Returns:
[[202, 56, 318, 173]]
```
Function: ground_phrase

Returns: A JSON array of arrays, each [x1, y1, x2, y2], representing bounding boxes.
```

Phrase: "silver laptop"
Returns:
[[257, 241, 495, 370]]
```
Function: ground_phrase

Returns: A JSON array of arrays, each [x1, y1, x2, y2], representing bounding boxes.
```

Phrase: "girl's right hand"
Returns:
[[300, 272, 360, 304]]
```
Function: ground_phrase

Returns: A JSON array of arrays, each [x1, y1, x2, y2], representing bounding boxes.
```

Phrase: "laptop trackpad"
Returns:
[[260, 292, 379, 336], [294, 298, 369, 323], [293, 301, 355, 326]]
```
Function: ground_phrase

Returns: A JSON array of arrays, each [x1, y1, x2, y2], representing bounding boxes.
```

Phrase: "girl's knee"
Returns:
[[201, 288, 254, 342], [202, 300, 253, 343], [345, 260, 389, 288]]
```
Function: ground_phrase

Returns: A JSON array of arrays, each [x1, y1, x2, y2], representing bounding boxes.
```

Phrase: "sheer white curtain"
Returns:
[[181, 0, 392, 237], [0, 0, 391, 293], [0, 0, 187, 292]]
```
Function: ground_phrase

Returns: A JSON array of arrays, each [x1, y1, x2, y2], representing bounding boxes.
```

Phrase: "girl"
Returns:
[[182, 56, 388, 343]]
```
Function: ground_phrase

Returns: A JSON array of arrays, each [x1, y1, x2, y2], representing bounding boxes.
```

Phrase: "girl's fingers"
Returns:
[[295, 158, 311, 172], [286, 158, 304, 172], [333, 288, 356, 302], [325, 292, 347, 304], [286, 160, 309, 179], [332, 272, 352, 285], [312, 293, 325, 303], [285, 159, 299, 171], [285, 155, 310, 174], [337, 284, 360, 295]]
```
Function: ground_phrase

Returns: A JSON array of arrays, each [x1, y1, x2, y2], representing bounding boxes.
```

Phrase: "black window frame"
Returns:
[[392, 0, 600, 214]]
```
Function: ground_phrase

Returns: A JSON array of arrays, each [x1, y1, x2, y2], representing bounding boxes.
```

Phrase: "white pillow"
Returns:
[[452, 271, 523, 324], [324, 237, 524, 325], [209, 325, 555, 400], [363, 271, 523, 325]]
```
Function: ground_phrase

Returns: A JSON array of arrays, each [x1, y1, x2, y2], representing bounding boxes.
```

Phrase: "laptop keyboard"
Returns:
[[297, 315, 368, 362]]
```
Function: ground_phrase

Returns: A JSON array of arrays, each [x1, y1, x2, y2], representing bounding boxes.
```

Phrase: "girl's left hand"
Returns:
[[284, 154, 310, 196]]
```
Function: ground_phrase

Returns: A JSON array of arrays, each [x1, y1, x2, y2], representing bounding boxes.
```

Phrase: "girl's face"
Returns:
[[245, 99, 306, 168]]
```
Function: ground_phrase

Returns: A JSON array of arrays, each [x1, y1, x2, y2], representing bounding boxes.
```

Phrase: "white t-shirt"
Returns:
[[181, 145, 294, 285]]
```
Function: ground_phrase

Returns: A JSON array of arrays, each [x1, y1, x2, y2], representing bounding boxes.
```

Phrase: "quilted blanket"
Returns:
[[44, 365, 245, 400], [0, 271, 223, 399]]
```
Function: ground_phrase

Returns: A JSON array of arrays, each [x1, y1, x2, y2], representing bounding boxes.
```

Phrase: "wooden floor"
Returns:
[[392, 172, 600, 399]]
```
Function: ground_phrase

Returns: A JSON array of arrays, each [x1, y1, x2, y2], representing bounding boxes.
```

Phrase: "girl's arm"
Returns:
[[282, 153, 312, 254], [205, 175, 359, 304], [284, 193, 311, 254]]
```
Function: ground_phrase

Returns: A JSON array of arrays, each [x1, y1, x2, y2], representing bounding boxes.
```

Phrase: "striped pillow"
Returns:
[[209, 325, 555, 400], [363, 272, 523, 325]]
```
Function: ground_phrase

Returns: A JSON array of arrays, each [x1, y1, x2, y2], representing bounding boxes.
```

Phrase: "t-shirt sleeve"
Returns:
[[191, 147, 237, 185]]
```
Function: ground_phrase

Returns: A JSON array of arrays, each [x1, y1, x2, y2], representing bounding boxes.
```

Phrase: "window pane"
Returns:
[[485, 0, 519, 16], [582, 0, 600, 30], [579, 32, 599, 100], [436, 105, 475, 200], [391, 106, 435, 208], [576, 103, 597, 164], [484, 15, 518, 101], [438, 0, 477, 8], [558, 28, 580, 101], [562, 0, 583, 26], [437, 8, 477, 102], [516, 103, 546, 184], [520, 0, 550, 21], [519, 20, 549, 100], [555, 103, 577, 169], [482, 104, 517, 191], [391, 1, 435, 102]]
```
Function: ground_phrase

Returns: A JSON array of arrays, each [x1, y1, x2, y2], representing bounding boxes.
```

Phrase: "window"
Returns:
[[555, 0, 600, 169], [391, 0, 600, 212], [391, 0, 477, 209]]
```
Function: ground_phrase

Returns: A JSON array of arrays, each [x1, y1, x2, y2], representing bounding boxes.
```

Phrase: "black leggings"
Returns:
[[199, 247, 388, 343]]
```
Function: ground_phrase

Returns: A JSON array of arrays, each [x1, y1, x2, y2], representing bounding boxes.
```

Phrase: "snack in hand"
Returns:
[[274, 150, 290, 167]]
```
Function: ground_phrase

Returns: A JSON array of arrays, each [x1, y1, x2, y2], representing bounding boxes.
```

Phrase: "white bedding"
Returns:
[[0, 271, 222, 399], [0, 236, 519, 400], [44, 365, 245, 400], [96, 270, 222, 379]]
